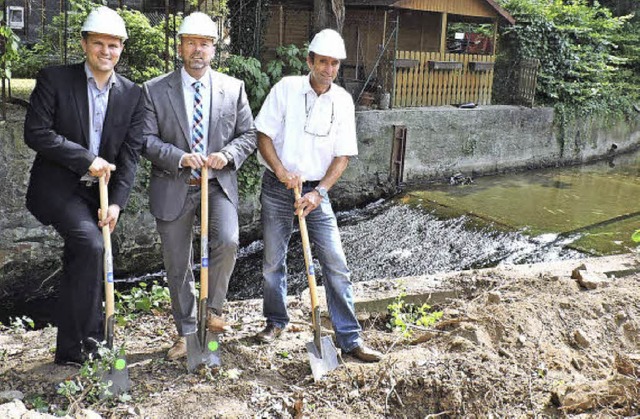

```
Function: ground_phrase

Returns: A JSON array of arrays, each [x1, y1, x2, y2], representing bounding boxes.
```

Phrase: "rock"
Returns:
[[571, 264, 610, 289], [552, 375, 638, 413], [573, 329, 590, 348], [615, 311, 627, 323], [577, 271, 610, 289], [0, 400, 27, 419], [570, 263, 588, 279], [487, 291, 501, 304], [22, 411, 59, 419], [75, 409, 103, 419], [0, 391, 24, 403]]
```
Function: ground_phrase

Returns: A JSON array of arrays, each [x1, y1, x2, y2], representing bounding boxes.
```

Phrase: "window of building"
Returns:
[[7, 6, 24, 30]]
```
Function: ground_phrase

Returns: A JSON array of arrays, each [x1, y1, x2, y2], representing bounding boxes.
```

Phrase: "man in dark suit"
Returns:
[[24, 6, 144, 366], [142, 12, 256, 360]]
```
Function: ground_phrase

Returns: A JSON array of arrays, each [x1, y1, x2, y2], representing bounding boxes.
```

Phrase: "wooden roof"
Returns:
[[272, 0, 515, 25], [391, 0, 515, 24]]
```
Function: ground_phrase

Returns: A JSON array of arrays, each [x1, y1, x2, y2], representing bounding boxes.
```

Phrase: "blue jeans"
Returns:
[[260, 170, 362, 352]]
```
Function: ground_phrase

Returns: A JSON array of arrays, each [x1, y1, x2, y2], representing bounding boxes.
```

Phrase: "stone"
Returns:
[[487, 291, 501, 304], [75, 409, 103, 419], [0, 400, 27, 419], [0, 391, 24, 403], [573, 270, 610, 290], [571, 263, 588, 279], [573, 329, 591, 348]]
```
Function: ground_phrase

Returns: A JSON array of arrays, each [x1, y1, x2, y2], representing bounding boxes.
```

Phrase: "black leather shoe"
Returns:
[[346, 344, 383, 363], [256, 323, 284, 343]]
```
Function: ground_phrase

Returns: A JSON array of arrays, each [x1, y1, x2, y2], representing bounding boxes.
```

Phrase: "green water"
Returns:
[[402, 150, 640, 255]]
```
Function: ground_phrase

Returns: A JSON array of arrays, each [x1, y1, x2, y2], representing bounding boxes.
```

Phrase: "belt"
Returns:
[[188, 178, 201, 186]]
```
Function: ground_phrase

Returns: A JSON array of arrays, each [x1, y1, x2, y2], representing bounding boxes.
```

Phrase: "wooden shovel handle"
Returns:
[[294, 187, 320, 311], [200, 167, 209, 301], [99, 176, 114, 344]]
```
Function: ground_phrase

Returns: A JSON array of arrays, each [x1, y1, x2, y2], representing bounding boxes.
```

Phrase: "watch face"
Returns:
[[316, 186, 328, 198]]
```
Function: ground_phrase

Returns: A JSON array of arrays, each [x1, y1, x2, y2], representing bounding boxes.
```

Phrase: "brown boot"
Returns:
[[206, 308, 231, 333], [255, 323, 284, 344], [345, 343, 383, 363], [166, 337, 186, 360]]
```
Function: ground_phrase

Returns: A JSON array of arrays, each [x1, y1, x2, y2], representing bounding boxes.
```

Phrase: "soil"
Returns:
[[1, 258, 639, 418]]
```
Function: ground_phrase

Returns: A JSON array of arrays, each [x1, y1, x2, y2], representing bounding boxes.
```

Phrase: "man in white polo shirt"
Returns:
[[254, 29, 382, 362]]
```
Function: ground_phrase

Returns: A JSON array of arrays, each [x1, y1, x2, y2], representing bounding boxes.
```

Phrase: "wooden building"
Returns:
[[262, 0, 515, 108]]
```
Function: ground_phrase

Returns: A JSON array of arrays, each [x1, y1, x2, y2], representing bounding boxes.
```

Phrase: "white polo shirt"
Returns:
[[255, 75, 358, 181]]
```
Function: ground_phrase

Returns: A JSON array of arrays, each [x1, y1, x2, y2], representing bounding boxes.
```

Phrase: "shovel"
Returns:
[[98, 175, 130, 396], [186, 166, 221, 372], [294, 187, 339, 381]]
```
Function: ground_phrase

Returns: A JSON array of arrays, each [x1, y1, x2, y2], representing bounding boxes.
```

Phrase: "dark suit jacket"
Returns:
[[24, 63, 144, 225], [142, 69, 256, 221]]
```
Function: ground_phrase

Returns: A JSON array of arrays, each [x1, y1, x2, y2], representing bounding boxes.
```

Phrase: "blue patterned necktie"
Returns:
[[191, 80, 205, 180]]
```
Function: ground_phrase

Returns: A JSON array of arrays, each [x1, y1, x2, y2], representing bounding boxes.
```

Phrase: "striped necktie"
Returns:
[[191, 80, 205, 180]]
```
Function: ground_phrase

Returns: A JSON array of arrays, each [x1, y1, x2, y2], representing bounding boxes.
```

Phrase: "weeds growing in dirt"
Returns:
[[115, 280, 170, 324], [386, 290, 443, 338], [7, 315, 35, 333], [56, 343, 131, 414]]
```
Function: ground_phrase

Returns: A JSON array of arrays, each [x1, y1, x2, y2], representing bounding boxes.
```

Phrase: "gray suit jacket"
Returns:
[[142, 68, 257, 221]]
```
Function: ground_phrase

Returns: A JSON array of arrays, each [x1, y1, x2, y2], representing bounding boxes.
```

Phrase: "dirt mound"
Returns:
[[1, 265, 639, 417]]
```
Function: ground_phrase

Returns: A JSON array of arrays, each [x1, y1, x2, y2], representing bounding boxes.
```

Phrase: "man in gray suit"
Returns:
[[142, 12, 256, 360]]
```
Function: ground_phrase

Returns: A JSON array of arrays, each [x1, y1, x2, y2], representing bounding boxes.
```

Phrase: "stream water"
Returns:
[[4, 149, 640, 327]]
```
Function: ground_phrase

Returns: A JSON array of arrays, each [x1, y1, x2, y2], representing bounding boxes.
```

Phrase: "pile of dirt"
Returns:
[[1, 261, 639, 417]]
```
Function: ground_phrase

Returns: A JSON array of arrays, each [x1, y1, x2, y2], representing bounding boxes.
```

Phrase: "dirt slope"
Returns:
[[1, 260, 639, 418]]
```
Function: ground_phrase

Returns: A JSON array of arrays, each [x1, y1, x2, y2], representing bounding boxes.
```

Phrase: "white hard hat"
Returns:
[[178, 12, 218, 40], [81, 6, 128, 41], [309, 29, 346, 60]]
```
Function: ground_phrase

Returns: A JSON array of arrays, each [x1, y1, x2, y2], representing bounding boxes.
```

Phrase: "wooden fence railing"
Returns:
[[394, 51, 495, 107]]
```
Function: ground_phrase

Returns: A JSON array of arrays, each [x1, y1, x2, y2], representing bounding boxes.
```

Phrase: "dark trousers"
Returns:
[[49, 186, 104, 359]]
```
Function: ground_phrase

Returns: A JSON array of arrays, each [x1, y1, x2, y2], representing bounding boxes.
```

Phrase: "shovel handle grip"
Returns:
[[294, 187, 320, 312], [99, 176, 115, 346]]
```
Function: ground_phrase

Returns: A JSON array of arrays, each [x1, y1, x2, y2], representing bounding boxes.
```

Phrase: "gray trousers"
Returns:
[[156, 180, 239, 336]]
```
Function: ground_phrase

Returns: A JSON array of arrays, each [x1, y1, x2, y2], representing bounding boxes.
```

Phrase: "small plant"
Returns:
[[115, 280, 170, 324], [56, 342, 129, 412], [25, 395, 50, 413], [9, 315, 35, 333], [387, 290, 443, 338]]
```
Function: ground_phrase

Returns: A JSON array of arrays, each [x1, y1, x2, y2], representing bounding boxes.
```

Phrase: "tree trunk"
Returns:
[[313, 0, 345, 34], [313, 0, 333, 33]]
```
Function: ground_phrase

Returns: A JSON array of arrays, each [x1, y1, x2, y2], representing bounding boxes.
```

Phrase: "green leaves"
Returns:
[[497, 0, 638, 117], [386, 290, 443, 338]]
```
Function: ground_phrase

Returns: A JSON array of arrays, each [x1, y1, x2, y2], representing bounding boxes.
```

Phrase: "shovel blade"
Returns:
[[101, 356, 130, 397], [186, 332, 221, 373], [306, 336, 339, 381]]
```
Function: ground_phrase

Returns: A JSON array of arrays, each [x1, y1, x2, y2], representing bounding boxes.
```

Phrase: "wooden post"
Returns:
[[492, 19, 498, 55], [279, 4, 284, 46], [439, 12, 447, 60]]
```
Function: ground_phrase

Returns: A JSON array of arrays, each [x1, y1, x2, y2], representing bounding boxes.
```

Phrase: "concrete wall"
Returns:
[[354, 105, 640, 185]]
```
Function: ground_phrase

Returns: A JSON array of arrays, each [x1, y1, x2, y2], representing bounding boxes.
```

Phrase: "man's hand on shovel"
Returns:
[[88, 157, 116, 184], [295, 190, 322, 218], [98, 204, 121, 233]]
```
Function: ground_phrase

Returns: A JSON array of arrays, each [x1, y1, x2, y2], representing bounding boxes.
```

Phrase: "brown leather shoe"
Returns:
[[346, 344, 383, 363], [166, 337, 186, 360], [207, 309, 231, 333], [255, 323, 284, 344]]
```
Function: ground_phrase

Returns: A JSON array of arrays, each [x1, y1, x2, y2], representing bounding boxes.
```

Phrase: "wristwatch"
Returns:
[[314, 186, 328, 199]]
